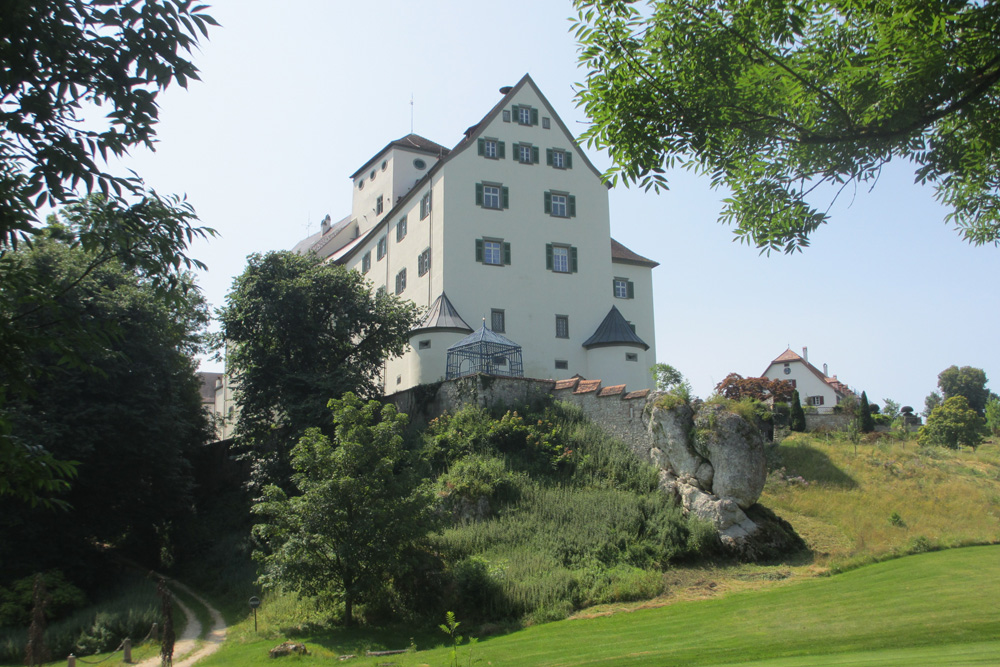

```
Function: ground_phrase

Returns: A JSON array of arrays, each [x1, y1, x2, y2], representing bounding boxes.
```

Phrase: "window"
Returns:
[[418, 340, 431, 350], [358, 178, 364, 190], [789, 379, 797, 388], [555, 315, 569, 339], [370, 169, 376, 180], [475, 182, 509, 210], [475, 238, 511, 266], [413, 158, 427, 170], [420, 191, 432, 219], [626, 353, 639, 362], [361, 251, 371, 274], [396, 216, 407, 242], [491, 308, 505, 333], [808, 395, 825, 406], [478, 137, 505, 159], [377, 236, 387, 260], [395, 268, 407, 295], [418, 248, 431, 276], [502, 110, 511, 122], [547, 148, 572, 169], [513, 104, 538, 126], [376, 195, 384, 214], [613, 278, 634, 299], [542, 117, 551, 129], [376, 285, 386, 297], [555, 359, 568, 370], [513, 142, 538, 164], [546, 243, 578, 273], [544, 191, 576, 217], [381, 160, 387, 171]]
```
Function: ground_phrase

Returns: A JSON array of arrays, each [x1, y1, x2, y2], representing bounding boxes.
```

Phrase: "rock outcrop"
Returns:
[[645, 398, 774, 554]]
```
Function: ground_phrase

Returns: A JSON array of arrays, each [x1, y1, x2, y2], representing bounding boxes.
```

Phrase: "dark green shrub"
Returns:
[[790, 391, 806, 431], [918, 396, 986, 449], [858, 392, 875, 433]]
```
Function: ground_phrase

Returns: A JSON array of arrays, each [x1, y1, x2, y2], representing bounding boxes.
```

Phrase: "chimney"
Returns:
[[802, 346, 808, 363], [823, 363, 828, 377], [320, 214, 331, 234]]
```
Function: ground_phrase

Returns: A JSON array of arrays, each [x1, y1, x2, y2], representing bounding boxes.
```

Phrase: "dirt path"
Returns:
[[133, 579, 226, 667]]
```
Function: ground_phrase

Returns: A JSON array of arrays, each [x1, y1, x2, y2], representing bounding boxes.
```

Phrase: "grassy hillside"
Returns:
[[763, 432, 1000, 570]]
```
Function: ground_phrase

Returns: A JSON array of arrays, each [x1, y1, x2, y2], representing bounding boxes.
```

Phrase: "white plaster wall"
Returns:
[[610, 260, 657, 380], [586, 346, 652, 389], [439, 84, 616, 384], [763, 361, 837, 409]]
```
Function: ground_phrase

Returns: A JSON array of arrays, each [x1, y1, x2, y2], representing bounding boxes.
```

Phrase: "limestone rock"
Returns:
[[270, 641, 308, 658], [692, 404, 766, 509]]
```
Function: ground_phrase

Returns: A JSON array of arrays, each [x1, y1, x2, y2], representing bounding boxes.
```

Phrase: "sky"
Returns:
[[115, 0, 998, 411]]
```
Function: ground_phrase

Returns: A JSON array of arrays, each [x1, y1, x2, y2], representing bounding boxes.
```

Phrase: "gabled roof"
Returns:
[[349, 134, 450, 179], [448, 323, 521, 351], [409, 292, 473, 336], [764, 347, 852, 398], [290, 214, 353, 257], [582, 305, 649, 350], [611, 238, 659, 268], [335, 74, 609, 266]]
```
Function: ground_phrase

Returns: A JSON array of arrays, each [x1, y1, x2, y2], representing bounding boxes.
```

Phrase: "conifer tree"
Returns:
[[859, 392, 875, 433], [790, 390, 806, 432]]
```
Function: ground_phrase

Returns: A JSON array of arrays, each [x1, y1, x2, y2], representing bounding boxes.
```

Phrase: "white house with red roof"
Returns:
[[289, 74, 658, 394], [762, 347, 853, 413]]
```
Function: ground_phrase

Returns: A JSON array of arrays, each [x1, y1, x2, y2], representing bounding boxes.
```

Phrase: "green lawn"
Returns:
[[199, 545, 1000, 666]]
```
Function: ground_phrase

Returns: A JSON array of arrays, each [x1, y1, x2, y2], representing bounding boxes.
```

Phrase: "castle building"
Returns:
[[291, 74, 658, 394]]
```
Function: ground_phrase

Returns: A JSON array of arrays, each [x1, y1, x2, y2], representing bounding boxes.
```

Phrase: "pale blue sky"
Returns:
[[120, 0, 998, 409]]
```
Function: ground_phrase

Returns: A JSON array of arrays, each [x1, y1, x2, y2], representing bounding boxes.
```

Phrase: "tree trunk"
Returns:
[[344, 595, 354, 627]]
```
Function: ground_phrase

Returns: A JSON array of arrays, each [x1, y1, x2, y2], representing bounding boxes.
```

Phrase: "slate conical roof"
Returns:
[[447, 322, 520, 351], [409, 292, 473, 337], [582, 305, 649, 350]]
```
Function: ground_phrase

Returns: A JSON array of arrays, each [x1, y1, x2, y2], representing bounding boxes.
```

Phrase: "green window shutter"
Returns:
[[512, 105, 519, 119], [498, 141, 506, 159], [544, 191, 551, 214], [531, 108, 539, 125], [565, 152, 573, 169], [545, 243, 553, 270], [546, 148, 553, 165], [532, 146, 539, 163], [512, 142, 519, 156], [475, 238, 484, 263], [612, 280, 617, 297], [627, 280, 635, 298], [502, 186, 509, 209], [475, 182, 483, 206], [503, 242, 511, 265], [570, 246, 578, 273], [568, 195, 576, 217], [478, 138, 485, 155]]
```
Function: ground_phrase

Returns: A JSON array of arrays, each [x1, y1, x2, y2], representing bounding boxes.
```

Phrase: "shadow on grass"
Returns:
[[774, 443, 857, 488], [292, 623, 448, 656]]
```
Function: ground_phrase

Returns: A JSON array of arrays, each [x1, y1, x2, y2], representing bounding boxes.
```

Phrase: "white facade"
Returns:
[[762, 347, 852, 414], [293, 75, 659, 394]]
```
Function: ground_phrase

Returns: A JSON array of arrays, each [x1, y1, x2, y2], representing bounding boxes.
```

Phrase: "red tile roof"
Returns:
[[553, 378, 580, 391], [625, 389, 650, 400], [598, 384, 626, 397], [574, 379, 601, 394], [611, 239, 659, 267]]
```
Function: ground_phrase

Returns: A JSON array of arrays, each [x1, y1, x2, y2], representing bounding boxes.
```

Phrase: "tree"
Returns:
[[985, 397, 1000, 437], [252, 394, 437, 626], [0, 220, 212, 576], [651, 363, 685, 391], [217, 251, 420, 489], [572, 0, 1000, 253], [714, 373, 795, 403], [881, 399, 901, 421], [937, 365, 991, 416], [789, 390, 806, 432], [858, 391, 875, 433], [919, 396, 986, 450], [924, 391, 943, 419], [0, 2, 217, 506]]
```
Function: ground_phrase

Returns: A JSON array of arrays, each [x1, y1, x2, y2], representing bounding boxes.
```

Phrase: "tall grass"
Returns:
[[0, 571, 159, 664], [763, 433, 1000, 568]]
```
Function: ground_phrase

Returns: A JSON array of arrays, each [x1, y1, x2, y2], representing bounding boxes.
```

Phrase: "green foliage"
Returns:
[[919, 396, 986, 450], [715, 373, 794, 403], [986, 397, 1000, 437], [0, 571, 85, 627], [937, 365, 991, 416], [650, 363, 685, 391], [790, 390, 806, 432], [858, 392, 875, 433], [252, 394, 438, 626], [924, 391, 943, 419], [0, 219, 212, 574], [572, 0, 1000, 253], [218, 251, 420, 490], [882, 399, 901, 421]]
